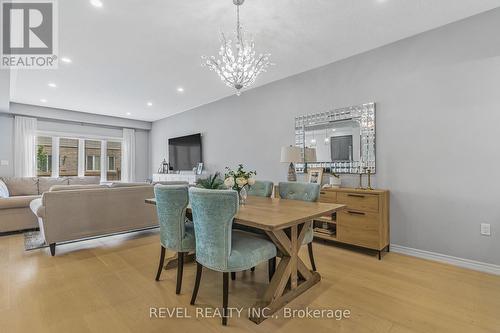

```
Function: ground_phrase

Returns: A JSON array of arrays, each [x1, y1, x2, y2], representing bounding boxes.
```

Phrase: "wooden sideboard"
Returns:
[[315, 187, 390, 259]]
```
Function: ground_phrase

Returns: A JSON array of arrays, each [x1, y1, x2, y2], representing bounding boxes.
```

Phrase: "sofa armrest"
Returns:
[[29, 198, 45, 218], [0, 195, 40, 210]]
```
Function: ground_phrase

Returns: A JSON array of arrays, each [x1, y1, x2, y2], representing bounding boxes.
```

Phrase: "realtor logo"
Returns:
[[1, 0, 58, 68]]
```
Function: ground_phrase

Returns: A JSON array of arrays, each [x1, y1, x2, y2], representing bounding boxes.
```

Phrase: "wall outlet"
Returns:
[[480, 223, 491, 236], [0, 160, 8, 166]]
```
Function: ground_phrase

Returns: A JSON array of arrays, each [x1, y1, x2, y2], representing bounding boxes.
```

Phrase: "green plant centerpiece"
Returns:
[[224, 164, 256, 204], [196, 172, 225, 189]]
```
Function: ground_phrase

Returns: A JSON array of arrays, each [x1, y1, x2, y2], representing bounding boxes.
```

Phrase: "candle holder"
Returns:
[[357, 170, 364, 189], [367, 169, 374, 190]]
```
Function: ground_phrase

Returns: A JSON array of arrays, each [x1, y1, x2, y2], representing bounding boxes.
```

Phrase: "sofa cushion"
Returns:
[[67, 176, 101, 186], [49, 184, 108, 192], [0, 177, 38, 196], [0, 195, 40, 209], [38, 177, 69, 194], [0, 179, 9, 198]]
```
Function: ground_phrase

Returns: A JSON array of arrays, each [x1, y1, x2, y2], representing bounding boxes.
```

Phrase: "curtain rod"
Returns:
[[0, 112, 148, 132]]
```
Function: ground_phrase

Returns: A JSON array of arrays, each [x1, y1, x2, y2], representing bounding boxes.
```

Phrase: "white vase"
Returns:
[[329, 175, 341, 188]]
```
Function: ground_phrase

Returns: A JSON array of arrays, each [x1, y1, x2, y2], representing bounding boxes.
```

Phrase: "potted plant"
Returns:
[[196, 172, 225, 189]]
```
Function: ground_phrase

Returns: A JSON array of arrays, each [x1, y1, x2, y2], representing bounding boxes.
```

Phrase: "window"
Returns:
[[107, 141, 121, 181], [36, 136, 52, 177], [86, 155, 100, 171], [108, 156, 115, 171], [85, 140, 101, 176], [59, 138, 79, 176], [35, 135, 123, 181]]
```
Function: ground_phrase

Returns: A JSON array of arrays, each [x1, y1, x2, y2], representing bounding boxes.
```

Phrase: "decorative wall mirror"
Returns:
[[295, 102, 376, 174]]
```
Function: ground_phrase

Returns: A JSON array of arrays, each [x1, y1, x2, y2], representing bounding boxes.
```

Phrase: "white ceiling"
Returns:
[[10, 0, 500, 122]]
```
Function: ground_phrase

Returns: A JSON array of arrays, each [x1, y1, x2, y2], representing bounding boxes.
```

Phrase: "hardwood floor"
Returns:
[[1, 230, 499, 333]]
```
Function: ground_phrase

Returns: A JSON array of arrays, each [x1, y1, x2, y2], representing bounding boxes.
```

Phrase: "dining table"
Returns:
[[146, 195, 345, 324]]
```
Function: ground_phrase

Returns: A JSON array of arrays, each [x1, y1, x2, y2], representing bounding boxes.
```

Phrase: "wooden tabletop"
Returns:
[[146, 196, 345, 231]]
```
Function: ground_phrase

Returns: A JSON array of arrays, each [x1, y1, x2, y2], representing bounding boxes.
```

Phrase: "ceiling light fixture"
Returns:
[[201, 0, 272, 96], [40, 99, 47, 103], [177, 87, 184, 93], [126, 112, 131, 116], [48, 83, 57, 88], [90, 0, 103, 8], [147, 102, 153, 107], [61, 57, 72, 63]]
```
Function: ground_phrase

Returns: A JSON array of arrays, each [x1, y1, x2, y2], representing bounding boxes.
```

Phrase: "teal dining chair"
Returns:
[[278, 182, 320, 271], [234, 180, 275, 278], [188, 187, 277, 326], [154, 184, 196, 294], [246, 180, 274, 197]]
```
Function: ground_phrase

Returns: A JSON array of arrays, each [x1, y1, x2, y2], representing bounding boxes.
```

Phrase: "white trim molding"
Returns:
[[390, 244, 500, 276]]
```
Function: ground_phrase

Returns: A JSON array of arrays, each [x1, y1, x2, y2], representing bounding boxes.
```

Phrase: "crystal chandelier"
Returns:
[[201, 0, 272, 96]]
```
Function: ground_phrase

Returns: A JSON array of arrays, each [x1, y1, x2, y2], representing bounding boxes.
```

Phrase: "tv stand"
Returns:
[[152, 173, 200, 185]]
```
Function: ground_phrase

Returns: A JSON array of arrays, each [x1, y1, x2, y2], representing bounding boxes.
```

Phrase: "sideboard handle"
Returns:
[[347, 210, 366, 216], [347, 194, 365, 198], [320, 192, 326, 195]]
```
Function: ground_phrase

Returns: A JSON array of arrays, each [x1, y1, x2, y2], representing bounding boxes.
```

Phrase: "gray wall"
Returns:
[[151, 8, 500, 265], [0, 104, 151, 181], [0, 69, 9, 113]]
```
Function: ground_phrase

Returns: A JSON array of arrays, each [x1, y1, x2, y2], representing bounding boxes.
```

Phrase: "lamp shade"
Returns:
[[304, 147, 317, 163], [280, 146, 302, 163]]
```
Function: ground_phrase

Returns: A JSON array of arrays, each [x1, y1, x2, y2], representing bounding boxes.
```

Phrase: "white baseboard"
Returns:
[[390, 244, 500, 276]]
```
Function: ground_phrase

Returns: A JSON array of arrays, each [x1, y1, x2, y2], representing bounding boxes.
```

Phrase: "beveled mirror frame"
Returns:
[[295, 102, 376, 174]]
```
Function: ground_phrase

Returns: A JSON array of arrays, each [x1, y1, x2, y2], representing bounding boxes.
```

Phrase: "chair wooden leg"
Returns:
[[49, 243, 56, 256], [268, 257, 276, 282], [190, 262, 203, 305], [222, 272, 229, 326], [307, 242, 317, 271], [231, 272, 236, 280], [155, 246, 166, 281], [176, 252, 185, 294]]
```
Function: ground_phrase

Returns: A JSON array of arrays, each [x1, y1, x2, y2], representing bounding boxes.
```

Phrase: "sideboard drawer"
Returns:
[[319, 190, 337, 203], [338, 210, 380, 249], [338, 210, 379, 227], [337, 192, 379, 213], [338, 224, 380, 249]]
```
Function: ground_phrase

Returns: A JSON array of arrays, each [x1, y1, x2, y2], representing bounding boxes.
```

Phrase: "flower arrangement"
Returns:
[[224, 164, 256, 202]]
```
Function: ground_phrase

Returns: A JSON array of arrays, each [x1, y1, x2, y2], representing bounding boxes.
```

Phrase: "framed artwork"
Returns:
[[307, 168, 324, 184], [196, 162, 204, 175]]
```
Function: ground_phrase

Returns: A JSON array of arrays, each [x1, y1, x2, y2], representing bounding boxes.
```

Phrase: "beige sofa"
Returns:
[[0, 176, 100, 233], [30, 183, 158, 256]]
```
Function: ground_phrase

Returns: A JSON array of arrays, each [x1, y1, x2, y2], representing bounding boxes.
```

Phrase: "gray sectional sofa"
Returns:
[[30, 183, 158, 255], [0, 176, 100, 233]]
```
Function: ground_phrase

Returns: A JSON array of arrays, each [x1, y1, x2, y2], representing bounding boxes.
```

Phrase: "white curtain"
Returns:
[[121, 128, 136, 182], [14, 116, 37, 177]]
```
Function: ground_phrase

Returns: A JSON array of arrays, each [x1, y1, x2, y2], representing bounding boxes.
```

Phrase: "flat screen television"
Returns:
[[168, 133, 202, 171]]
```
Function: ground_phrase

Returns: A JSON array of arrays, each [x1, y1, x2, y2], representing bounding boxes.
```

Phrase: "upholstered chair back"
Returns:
[[278, 182, 320, 202], [278, 182, 320, 245], [247, 180, 274, 198], [189, 187, 239, 271], [154, 184, 192, 251]]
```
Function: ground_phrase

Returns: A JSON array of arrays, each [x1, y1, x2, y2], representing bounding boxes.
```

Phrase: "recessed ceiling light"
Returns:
[[147, 102, 153, 107], [177, 87, 184, 93], [40, 99, 47, 103], [126, 112, 131, 116], [48, 82, 57, 88], [90, 0, 103, 8], [61, 57, 72, 63]]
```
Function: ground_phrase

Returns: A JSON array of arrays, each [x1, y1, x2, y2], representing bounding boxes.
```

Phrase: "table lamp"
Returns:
[[280, 146, 302, 181]]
